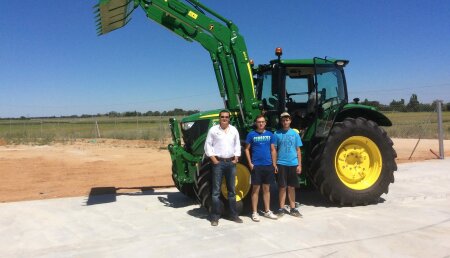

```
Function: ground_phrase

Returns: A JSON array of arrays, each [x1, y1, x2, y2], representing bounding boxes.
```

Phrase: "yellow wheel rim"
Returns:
[[221, 163, 251, 201], [335, 136, 382, 190]]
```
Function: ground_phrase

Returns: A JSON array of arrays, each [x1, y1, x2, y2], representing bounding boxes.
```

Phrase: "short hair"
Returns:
[[254, 114, 266, 122], [219, 109, 230, 116]]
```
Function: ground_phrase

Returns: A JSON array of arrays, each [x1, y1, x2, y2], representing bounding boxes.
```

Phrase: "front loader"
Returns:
[[94, 0, 397, 212]]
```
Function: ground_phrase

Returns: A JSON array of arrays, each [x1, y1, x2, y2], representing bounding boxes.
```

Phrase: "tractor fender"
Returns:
[[335, 106, 392, 126]]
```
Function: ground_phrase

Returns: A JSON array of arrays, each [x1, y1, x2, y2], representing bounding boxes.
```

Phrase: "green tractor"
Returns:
[[95, 0, 397, 211]]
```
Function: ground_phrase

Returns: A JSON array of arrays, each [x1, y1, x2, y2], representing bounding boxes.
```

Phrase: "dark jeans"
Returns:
[[211, 160, 237, 220]]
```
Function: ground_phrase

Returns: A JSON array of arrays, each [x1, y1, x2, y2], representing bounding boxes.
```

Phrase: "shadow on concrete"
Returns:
[[297, 189, 338, 208], [85, 185, 210, 220], [271, 183, 385, 208], [156, 193, 209, 220], [157, 193, 197, 209], [264, 182, 337, 209], [85, 185, 174, 206], [297, 188, 386, 208], [186, 207, 209, 220]]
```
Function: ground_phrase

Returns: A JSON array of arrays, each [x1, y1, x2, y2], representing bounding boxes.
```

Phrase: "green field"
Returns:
[[0, 116, 182, 144], [383, 111, 450, 140], [0, 112, 448, 144]]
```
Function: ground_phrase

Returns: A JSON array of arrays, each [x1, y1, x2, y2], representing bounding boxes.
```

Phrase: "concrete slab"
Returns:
[[1, 159, 450, 257]]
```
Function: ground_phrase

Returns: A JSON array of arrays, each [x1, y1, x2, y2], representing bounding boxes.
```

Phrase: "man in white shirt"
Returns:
[[204, 110, 242, 226]]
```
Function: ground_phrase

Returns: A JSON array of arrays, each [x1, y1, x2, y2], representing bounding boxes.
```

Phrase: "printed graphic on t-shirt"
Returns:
[[253, 135, 271, 143], [280, 134, 295, 152]]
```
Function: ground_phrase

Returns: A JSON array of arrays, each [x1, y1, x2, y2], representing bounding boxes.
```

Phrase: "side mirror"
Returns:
[[319, 88, 326, 103], [271, 65, 281, 95], [261, 99, 268, 110]]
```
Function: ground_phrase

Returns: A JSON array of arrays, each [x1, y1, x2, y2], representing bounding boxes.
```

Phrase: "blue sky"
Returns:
[[1, 0, 449, 118]]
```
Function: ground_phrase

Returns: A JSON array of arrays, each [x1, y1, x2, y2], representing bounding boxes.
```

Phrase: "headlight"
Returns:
[[334, 60, 349, 67], [181, 121, 195, 130]]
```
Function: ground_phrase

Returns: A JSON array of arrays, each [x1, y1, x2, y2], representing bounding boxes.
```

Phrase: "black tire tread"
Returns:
[[310, 117, 397, 205]]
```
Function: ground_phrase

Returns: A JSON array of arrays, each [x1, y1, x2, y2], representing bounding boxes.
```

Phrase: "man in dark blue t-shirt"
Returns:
[[244, 115, 278, 222]]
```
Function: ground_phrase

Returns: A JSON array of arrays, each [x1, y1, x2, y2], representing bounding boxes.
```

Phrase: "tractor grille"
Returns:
[[182, 119, 210, 153]]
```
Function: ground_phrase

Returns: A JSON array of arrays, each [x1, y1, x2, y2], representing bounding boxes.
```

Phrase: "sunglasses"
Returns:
[[220, 116, 230, 118]]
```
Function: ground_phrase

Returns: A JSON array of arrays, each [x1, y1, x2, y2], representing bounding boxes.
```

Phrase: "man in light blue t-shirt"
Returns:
[[274, 112, 303, 218]]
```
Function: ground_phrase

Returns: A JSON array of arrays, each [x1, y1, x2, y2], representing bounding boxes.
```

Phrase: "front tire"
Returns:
[[311, 117, 397, 205]]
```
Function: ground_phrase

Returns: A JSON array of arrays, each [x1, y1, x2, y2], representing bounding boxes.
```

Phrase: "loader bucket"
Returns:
[[95, 0, 135, 35]]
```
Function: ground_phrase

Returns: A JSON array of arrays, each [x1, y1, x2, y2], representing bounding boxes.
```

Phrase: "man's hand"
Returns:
[[249, 163, 254, 171], [232, 157, 239, 164], [211, 157, 219, 165], [274, 165, 278, 174], [296, 165, 302, 174]]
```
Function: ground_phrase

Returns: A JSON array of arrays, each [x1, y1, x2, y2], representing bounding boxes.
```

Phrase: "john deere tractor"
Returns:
[[95, 0, 397, 211]]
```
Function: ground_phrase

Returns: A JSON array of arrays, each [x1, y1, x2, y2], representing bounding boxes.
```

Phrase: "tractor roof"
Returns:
[[270, 59, 349, 66]]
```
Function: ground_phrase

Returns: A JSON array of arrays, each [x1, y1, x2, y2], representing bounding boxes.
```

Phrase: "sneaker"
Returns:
[[290, 208, 303, 217], [251, 212, 260, 222], [276, 208, 286, 217], [211, 220, 219, 226], [231, 216, 243, 223], [263, 210, 278, 220]]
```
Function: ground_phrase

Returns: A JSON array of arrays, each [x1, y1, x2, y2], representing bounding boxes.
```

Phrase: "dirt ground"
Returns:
[[0, 138, 449, 203]]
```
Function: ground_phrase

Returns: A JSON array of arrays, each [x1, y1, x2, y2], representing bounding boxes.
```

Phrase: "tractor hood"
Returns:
[[181, 109, 240, 123], [180, 109, 223, 123]]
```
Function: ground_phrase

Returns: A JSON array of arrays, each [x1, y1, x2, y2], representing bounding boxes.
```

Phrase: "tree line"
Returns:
[[105, 108, 200, 118], [3, 94, 449, 120], [360, 94, 449, 112], [5, 108, 200, 120]]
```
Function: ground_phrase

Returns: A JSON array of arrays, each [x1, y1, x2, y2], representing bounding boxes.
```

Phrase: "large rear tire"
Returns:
[[311, 117, 397, 205], [194, 158, 251, 215]]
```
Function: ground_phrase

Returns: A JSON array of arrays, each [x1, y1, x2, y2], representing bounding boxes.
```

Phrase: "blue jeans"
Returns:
[[211, 160, 237, 220]]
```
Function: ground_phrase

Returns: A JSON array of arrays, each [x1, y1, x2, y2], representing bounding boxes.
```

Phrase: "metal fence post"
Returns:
[[437, 101, 445, 159], [159, 115, 162, 144]]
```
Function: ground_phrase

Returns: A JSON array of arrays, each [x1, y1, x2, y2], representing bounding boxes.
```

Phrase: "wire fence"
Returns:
[[380, 102, 448, 160], [0, 116, 175, 145], [382, 105, 449, 140], [0, 106, 448, 159]]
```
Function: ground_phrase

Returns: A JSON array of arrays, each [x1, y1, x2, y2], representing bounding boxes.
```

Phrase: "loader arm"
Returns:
[[94, 0, 260, 126]]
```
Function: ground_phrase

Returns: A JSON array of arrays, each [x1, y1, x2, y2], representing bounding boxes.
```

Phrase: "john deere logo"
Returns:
[[209, 24, 214, 31], [188, 11, 198, 19]]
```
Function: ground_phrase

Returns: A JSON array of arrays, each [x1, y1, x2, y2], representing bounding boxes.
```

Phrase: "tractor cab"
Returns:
[[256, 52, 349, 137]]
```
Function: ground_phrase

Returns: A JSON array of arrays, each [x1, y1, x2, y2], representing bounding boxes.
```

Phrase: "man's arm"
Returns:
[[296, 146, 302, 174], [271, 143, 278, 173], [244, 144, 253, 170], [204, 128, 219, 164], [232, 127, 241, 163]]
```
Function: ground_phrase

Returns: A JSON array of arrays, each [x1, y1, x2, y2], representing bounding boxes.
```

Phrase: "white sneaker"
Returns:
[[251, 212, 260, 222], [263, 210, 278, 220]]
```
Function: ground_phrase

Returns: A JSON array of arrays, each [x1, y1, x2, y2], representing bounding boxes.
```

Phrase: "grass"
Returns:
[[0, 116, 180, 144], [382, 111, 450, 139], [0, 112, 448, 144]]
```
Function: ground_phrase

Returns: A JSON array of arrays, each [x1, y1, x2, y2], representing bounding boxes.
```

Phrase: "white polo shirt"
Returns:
[[204, 124, 241, 159]]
